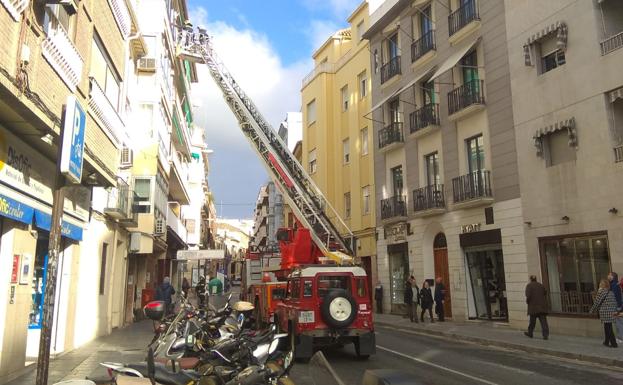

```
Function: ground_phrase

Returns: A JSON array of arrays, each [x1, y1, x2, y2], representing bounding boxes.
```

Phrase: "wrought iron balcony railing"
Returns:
[[413, 185, 445, 212], [381, 195, 407, 220], [448, 0, 480, 37], [452, 170, 492, 203], [601, 31, 623, 55], [381, 56, 401, 84], [411, 30, 436, 62], [448, 79, 485, 115], [410, 103, 440, 133], [378, 122, 404, 149]]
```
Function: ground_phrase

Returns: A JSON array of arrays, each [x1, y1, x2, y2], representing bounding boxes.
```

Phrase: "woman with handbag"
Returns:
[[590, 279, 618, 348]]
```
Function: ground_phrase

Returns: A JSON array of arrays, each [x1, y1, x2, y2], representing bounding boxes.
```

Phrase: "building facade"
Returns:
[[250, 182, 283, 253], [505, 0, 623, 336], [364, 0, 527, 324], [301, 2, 377, 290]]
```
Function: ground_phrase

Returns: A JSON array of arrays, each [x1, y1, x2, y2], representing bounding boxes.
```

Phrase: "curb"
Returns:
[[375, 321, 623, 368]]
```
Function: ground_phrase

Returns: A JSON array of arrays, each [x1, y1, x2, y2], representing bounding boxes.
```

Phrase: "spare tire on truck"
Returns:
[[320, 289, 357, 328]]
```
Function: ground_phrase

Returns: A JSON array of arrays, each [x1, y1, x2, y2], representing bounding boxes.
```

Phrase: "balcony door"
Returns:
[[388, 99, 400, 124], [425, 152, 440, 187], [422, 80, 436, 105], [467, 135, 485, 174], [386, 33, 399, 61], [391, 165, 403, 197], [461, 50, 479, 84], [420, 5, 433, 37]]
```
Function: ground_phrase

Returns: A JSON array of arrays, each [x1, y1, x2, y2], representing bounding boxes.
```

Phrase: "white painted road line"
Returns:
[[376, 345, 501, 385]]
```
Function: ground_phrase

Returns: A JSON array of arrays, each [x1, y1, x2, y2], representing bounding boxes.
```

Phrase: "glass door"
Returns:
[[466, 249, 508, 321]]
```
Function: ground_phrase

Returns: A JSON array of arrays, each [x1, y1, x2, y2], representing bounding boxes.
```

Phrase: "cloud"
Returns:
[[302, 0, 363, 19], [307, 19, 341, 53]]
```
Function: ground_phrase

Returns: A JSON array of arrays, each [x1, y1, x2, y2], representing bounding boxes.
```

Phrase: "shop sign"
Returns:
[[461, 223, 482, 234], [386, 223, 407, 244], [0, 125, 90, 221], [60, 95, 86, 184], [0, 193, 34, 225]]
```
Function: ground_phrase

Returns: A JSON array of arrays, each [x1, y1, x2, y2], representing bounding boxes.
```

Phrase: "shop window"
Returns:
[[546, 129, 576, 166], [99, 243, 108, 295], [541, 234, 611, 315]]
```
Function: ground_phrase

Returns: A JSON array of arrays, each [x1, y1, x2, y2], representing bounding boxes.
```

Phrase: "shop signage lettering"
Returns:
[[11, 255, 20, 283], [461, 223, 482, 234], [0, 194, 34, 224], [386, 223, 407, 243], [9, 286, 15, 304]]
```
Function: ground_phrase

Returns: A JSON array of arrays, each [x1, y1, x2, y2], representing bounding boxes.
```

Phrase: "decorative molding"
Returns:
[[533, 117, 577, 157]]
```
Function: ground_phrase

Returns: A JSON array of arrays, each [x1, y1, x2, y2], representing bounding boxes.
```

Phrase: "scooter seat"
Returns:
[[127, 362, 201, 385], [155, 356, 200, 370]]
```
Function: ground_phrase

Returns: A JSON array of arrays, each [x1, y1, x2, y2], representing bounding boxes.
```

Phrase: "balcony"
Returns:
[[413, 185, 446, 217], [378, 122, 404, 151], [601, 31, 623, 55], [615, 146, 623, 163], [104, 179, 138, 227], [411, 30, 436, 63], [452, 171, 493, 208], [88, 77, 123, 145], [381, 196, 407, 222], [448, 0, 480, 38], [380, 56, 401, 84], [448, 79, 485, 119], [167, 205, 188, 244], [1, 0, 28, 21], [169, 152, 191, 205], [107, 0, 131, 38], [410, 103, 440, 135], [41, 16, 84, 91]]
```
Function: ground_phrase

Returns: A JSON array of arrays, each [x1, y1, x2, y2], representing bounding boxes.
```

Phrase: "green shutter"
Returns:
[[172, 112, 183, 144]]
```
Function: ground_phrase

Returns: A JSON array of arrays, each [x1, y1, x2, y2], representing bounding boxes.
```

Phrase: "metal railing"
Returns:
[[449, 0, 480, 36], [452, 170, 492, 203], [448, 79, 485, 115], [378, 122, 404, 149], [411, 30, 436, 62], [410, 103, 440, 133], [41, 9, 84, 90], [88, 77, 124, 145], [413, 185, 445, 212], [615, 145, 623, 163], [601, 31, 623, 55], [381, 196, 407, 220], [381, 56, 401, 84]]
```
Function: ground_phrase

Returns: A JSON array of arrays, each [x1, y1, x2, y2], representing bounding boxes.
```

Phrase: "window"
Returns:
[[540, 35, 565, 74], [306, 99, 316, 125], [43, 4, 76, 38], [385, 33, 399, 62], [303, 280, 313, 297], [361, 127, 369, 155], [317, 276, 350, 298], [391, 166, 403, 197], [356, 278, 367, 297], [425, 152, 440, 186], [362, 185, 370, 215], [546, 129, 576, 166], [356, 20, 365, 42], [309, 149, 317, 174], [154, 172, 169, 217], [374, 49, 379, 73], [138, 103, 155, 137], [422, 80, 436, 104], [343, 138, 350, 164], [466, 135, 485, 174], [358, 71, 368, 99], [91, 35, 121, 110], [388, 99, 400, 123], [420, 5, 433, 36], [288, 279, 301, 299], [461, 50, 479, 84], [541, 234, 610, 314], [134, 177, 152, 213], [341, 85, 349, 111], [99, 243, 108, 295], [344, 192, 351, 218]]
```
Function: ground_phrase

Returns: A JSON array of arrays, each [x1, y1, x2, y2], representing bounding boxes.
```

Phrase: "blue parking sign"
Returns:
[[60, 96, 86, 184]]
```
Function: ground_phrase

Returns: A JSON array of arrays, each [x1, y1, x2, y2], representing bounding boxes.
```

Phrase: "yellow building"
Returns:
[[301, 2, 377, 287]]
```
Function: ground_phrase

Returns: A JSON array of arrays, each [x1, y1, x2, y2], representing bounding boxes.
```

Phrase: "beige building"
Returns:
[[301, 2, 377, 287], [365, 0, 527, 324], [505, 0, 623, 336]]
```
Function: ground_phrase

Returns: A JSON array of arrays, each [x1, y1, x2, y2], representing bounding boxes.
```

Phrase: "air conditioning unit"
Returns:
[[154, 218, 166, 235], [120, 146, 133, 167], [138, 57, 156, 72]]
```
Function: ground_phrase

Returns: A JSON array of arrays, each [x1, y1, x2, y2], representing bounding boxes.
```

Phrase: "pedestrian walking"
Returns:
[[410, 276, 420, 323], [590, 279, 618, 348], [155, 276, 176, 314], [182, 277, 190, 298], [196, 276, 206, 306], [420, 281, 434, 322], [608, 272, 623, 343], [374, 281, 384, 314], [524, 275, 549, 340], [404, 278, 414, 321], [434, 277, 445, 322]]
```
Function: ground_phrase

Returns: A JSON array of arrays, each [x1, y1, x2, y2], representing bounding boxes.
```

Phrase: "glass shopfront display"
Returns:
[[388, 243, 409, 306], [465, 248, 508, 321]]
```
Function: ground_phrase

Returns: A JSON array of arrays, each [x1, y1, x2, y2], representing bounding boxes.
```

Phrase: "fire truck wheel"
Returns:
[[321, 289, 357, 329]]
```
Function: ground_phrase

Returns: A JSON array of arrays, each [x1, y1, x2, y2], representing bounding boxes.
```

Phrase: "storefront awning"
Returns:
[[428, 38, 480, 82], [610, 86, 623, 103], [0, 192, 35, 225], [34, 210, 84, 242]]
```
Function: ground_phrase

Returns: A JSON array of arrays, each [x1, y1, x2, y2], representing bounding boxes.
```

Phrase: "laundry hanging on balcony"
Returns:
[[523, 21, 568, 66]]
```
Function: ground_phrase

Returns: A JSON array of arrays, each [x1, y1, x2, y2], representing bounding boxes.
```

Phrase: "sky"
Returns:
[[187, 0, 362, 219]]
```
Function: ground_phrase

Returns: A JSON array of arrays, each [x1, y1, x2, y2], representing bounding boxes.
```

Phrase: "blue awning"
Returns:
[[0, 193, 35, 225], [34, 210, 84, 241]]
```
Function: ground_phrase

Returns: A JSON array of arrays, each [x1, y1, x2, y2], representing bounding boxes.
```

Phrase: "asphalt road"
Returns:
[[289, 325, 623, 385]]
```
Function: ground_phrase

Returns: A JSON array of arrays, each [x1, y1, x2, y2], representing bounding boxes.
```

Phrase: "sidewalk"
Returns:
[[374, 313, 623, 368], [2, 320, 154, 385]]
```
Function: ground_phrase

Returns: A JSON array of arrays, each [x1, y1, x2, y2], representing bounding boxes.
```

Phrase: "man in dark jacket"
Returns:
[[404, 279, 414, 321], [374, 281, 383, 314], [524, 275, 549, 340], [608, 272, 622, 310], [156, 276, 176, 314], [434, 277, 445, 322]]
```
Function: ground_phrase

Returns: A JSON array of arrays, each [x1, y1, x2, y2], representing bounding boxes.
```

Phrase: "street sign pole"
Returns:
[[36, 96, 85, 385], [34, 129, 65, 385]]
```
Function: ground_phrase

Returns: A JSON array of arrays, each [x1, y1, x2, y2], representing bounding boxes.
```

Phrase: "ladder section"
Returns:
[[174, 27, 355, 257]]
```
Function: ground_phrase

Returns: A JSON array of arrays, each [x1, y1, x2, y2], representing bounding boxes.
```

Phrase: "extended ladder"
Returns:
[[174, 27, 355, 260]]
